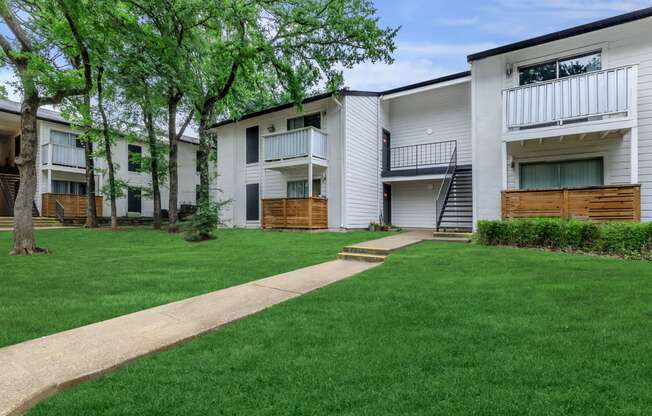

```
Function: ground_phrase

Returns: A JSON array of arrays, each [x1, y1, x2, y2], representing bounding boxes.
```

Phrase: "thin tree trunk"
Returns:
[[12, 97, 46, 255], [83, 92, 97, 228], [144, 111, 162, 230], [167, 95, 180, 233], [197, 110, 211, 208], [97, 68, 117, 230]]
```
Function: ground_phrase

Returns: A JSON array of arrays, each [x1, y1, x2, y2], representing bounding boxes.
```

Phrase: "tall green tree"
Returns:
[[189, 0, 397, 232], [0, 0, 93, 254]]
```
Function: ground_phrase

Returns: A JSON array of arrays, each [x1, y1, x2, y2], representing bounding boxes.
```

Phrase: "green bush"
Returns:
[[183, 202, 225, 242], [476, 218, 652, 259]]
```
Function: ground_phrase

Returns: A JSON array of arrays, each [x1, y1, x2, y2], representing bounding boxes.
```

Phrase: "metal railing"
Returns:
[[387, 140, 456, 173], [435, 144, 457, 230], [503, 65, 636, 130], [264, 126, 328, 162]]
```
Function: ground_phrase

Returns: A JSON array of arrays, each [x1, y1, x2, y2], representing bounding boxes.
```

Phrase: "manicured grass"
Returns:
[[31, 242, 652, 415], [0, 228, 387, 348]]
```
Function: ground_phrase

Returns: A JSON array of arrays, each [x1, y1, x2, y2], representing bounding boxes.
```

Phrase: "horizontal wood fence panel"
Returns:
[[502, 185, 640, 222], [262, 198, 328, 229], [42, 193, 103, 218]]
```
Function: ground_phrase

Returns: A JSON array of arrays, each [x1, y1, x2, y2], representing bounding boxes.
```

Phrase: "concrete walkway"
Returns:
[[0, 232, 432, 416]]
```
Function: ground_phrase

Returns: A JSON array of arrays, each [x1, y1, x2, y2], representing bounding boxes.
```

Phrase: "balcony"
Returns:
[[263, 126, 327, 166], [41, 144, 86, 169], [502, 65, 637, 137], [382, 140, 456, 178]]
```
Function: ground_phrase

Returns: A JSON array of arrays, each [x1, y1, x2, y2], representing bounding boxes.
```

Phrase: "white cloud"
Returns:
[[398, 41, 498, 57], [435, 17, 480, 27], [342, 59, 454, 91]]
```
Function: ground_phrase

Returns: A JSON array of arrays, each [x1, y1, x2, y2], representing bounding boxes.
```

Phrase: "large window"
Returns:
[[52, 180, 86, 195], [287, 113, 321, 131], [287, 179, 321, 198], [520, 158, 604, 190], [519, 52, 601, 85], [246, 183, 259, 221], [128, 144, 142, 172], [50, 130, 82, 148]]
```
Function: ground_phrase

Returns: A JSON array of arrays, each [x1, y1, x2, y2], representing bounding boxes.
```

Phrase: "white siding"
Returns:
[[391, 180, 440, 228], [388, 82, 472, 165], [344, 95, 381, 228], [472, 17, 652, 222]]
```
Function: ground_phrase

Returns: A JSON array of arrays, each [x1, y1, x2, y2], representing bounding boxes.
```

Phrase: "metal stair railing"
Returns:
[[434, 144, 457, 231]]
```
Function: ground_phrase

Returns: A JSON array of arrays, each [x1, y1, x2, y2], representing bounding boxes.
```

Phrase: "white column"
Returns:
[[501, 141, 508, 190], [631, 126, 639, 184], [308, 130, 313, 198]]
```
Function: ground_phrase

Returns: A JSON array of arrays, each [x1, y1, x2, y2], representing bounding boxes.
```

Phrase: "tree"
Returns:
[[0, 0, 93, 254], [189, 0, 397, 219]]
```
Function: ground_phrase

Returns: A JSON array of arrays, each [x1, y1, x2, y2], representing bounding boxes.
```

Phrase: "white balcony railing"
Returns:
[[503, 65, 636, 130], [41, 144, 86, 168], [264, 126, 327, 162]]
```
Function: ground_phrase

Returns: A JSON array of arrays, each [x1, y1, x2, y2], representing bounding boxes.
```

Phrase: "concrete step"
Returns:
[[337, 252, 386, 263], [431, 237, 472, 243], [343, 246, 390, 256], [433, 231, 473, 239]]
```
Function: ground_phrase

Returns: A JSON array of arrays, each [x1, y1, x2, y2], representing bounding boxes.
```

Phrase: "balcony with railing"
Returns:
[[263, 126, 327, 165], [502, 65, 637, 136], [41, 144, 86, 169], [382, 140, 457, 177]]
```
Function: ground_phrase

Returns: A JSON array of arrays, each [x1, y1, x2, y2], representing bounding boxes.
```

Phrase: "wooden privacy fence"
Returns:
[[42, 193, 103, 218], [502, 185, 640, 222], [262, 198, 328, 229]]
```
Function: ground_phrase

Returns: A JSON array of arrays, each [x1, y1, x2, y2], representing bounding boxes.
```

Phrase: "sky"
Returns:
[[342, 0, 652, 91], [1, 0, 652, 101]]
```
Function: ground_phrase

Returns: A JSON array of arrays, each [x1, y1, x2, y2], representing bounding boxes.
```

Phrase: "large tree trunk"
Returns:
[[167, 97, 179, 233], [97, 68, 117, 230], [144, 111, 162, 230], [12, 97, 46, 255], [83, 92, 97, 228]]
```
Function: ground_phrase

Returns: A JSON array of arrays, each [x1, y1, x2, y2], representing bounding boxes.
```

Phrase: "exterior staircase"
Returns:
[[0, 217, 62, 229], [436, 167, 473, 232]]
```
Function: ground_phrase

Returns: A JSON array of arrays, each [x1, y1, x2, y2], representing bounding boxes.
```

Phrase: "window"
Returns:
[[128, 145, 142, 172], [287, 113, 321, 131], [287, 179, 322, 198], [520, 158, 603, 190], [52, 180, 86, 195], [50, 130, 80, 147], [519, 52, 601, 85], [246, 126, 259, 164], [127, 187, 142, 213], [246, 183, 259, 221]]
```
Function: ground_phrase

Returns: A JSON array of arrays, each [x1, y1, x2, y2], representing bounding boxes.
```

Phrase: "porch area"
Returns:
[[41, 193, 103, 220], [262, 197, 328, 229]]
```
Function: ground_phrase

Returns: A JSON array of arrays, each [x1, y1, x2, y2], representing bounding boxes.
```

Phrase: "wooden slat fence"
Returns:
[[502, 185, 640, 222], [42, 193, 103, 218], [262, 198, 328, 229]]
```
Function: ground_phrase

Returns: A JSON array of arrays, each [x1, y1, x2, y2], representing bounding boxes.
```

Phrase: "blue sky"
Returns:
[[342, 0, 652, 90], [2, 0, 652, 100]]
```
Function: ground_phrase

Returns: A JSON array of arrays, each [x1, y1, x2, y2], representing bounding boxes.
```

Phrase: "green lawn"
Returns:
[[0, 228, 386, 348], [30, 242, 652, 415]]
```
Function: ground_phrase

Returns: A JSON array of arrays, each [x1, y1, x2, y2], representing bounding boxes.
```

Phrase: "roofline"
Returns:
[[0, 105, 199, 145], [210, 72, 473, 129], [467, 6, 652, 62], [380, 71, 471, 96]]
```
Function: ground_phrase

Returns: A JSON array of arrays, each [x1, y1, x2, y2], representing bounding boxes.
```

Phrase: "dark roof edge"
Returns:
[[467, 6, 652, 62], [0, 105, 199, 146], [210, 72, 473, 129], [380, 71, 471, 96]]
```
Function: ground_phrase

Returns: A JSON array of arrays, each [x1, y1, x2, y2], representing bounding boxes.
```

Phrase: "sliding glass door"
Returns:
[[520, 158, 603, 190]]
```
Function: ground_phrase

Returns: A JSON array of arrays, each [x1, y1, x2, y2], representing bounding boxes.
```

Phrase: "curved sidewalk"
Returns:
[[0, 231, 432, 416]]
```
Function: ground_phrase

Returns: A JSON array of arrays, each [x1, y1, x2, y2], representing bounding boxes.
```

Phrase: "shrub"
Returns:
[[476, 218, 651, 259], [183, 201, 226, 242]]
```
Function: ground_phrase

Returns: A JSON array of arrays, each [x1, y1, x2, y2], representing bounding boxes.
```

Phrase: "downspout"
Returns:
[[332, 95, 346, 229], [376, 96, 381, 224]]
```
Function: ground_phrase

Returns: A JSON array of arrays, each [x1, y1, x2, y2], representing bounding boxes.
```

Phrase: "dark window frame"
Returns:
[[127, 187, 142, 213], [519, 157, 604, 190], [246, 183, 260, 221], [246, 126, 260, 165], [128, 144, 142, 172], [287, 112, 322, 131], [518, 50, 602, 86]]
